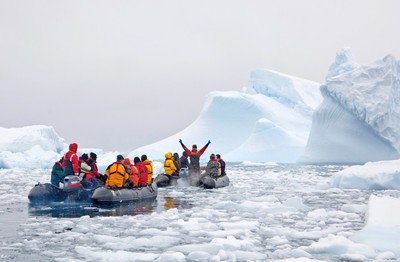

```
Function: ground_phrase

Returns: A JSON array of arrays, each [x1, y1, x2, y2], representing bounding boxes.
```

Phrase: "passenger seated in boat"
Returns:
[[204, 153, 221, 178], [216, 154, 226, 176], [173, 152, 181, 176], [163, 152, 177, 180], [134, 157, 148, 187], [85, 152, 104, 182], [50, 156, 65, 187], [123, 158, 139, 187], [141, 154, 153, 185], [78, 153, 92, 180], [179, 151, 189, 169], [178, 151, 189, 177], [104, 155, 129, 188], [82, 152, 104, 188]]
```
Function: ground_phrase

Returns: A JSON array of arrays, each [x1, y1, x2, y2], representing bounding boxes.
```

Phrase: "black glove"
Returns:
[[207, 140, 211, 145]]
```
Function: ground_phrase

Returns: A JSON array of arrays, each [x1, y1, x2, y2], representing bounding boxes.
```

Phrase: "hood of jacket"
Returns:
[[164, 152, 173, 159], [123, 158, 132, 166], [69, 143, 78, 153]]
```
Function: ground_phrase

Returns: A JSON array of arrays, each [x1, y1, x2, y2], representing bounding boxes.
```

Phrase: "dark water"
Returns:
[[27, 192, 193, 218], [0, 190, 191, 261], [0, 205, 27, 238], [0, 204, 38, 262], [28, 199, 157, 218]]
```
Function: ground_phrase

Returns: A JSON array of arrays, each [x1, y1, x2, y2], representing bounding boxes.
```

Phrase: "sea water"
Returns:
[[0, 164, 397, 261]]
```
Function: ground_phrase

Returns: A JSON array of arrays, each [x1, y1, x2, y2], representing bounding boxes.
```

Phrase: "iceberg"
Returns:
[[299, 48, 400, 164], [0, 125, 65, 169], [0, 125, 117, 170], [129, 69, 322, 162], [0, 125, 64, 153]]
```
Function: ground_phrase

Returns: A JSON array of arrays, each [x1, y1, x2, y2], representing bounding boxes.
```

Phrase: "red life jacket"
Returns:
[[135, 162, 148, 186]]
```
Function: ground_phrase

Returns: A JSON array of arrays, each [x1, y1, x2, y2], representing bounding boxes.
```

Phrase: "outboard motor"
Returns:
[[63, 175, 82, 191], [62, 175, 85, 201], [63, 175, 96, 202], [179, 168, 189, 178]]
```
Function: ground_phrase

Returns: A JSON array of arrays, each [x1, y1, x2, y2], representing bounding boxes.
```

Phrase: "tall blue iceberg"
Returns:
[[299, 48, 400, 164]]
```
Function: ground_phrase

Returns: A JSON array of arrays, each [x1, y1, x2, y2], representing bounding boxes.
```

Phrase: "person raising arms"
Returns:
[[179, 139, 210, 174]]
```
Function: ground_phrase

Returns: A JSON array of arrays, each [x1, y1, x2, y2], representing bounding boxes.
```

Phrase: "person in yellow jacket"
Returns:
[[141, 154, 153, 185], [104, 155, 129, 188], [163, 152, 177, 177]]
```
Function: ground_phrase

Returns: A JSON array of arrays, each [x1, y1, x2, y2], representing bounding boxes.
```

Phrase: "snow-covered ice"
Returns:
[[331, 159, 400, 190]]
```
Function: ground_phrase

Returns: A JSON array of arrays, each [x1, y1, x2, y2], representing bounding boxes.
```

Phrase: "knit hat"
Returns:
[[117, 155, 124, 162], [90, 152, 97, 160], [210, 153, 215, 159], [80, 153, 89, 161]]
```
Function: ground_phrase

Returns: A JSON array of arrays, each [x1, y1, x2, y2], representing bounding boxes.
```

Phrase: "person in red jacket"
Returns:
[[134, 156, 148, 187], [85, 152, 104, 181], [63, 143, 79, 177], [179, 139, 210, 174], [204, 153, 220, 177], [81, 152, 105, 188]]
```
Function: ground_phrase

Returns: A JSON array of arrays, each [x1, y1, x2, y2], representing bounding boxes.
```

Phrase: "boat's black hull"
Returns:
[[201, 175, 230, 189], [28, 183, 66, 204], [91, 182, 158, 204], [154, 174, 180, 187], [28, 175, 100, 205], [154, 171, 229, 189], [28, 183, 96, 205]]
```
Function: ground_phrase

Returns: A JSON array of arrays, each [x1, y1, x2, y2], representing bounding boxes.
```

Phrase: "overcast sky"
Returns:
[[1, 0, 399, 152]]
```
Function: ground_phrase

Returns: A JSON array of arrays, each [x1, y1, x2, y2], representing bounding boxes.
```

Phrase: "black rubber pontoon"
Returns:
[[201, 174, 230, 189], [91, 182, 158, 204], [28, 175, 99, 205], [154, 174, 180, 187]]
